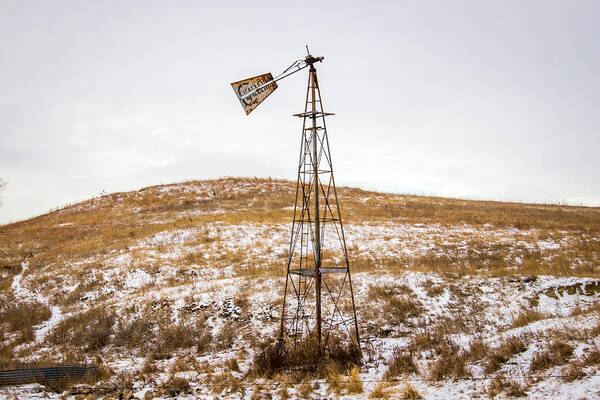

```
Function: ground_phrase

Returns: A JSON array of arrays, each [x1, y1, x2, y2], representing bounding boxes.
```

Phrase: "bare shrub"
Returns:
[[383, 348, 417, 380], [47, 307, 115, 351]]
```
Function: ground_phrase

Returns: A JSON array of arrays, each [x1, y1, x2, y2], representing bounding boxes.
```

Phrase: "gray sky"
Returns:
[[1, 0, 599, 224]]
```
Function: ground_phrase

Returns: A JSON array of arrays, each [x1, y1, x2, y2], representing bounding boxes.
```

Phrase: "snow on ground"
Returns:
[[2, 199, 599, 399]]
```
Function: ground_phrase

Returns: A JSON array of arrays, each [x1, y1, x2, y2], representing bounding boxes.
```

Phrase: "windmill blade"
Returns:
[[231, 73, 278, 115]]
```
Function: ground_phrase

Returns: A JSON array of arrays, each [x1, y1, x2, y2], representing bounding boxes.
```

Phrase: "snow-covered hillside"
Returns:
[[1, 178, 599, 399]]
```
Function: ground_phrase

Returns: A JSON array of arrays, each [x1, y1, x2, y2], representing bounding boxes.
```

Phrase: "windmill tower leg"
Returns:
[[311, 64, 323, 351]]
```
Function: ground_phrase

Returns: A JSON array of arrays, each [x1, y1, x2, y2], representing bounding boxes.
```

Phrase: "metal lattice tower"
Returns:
[[278, 54, 360, 352]]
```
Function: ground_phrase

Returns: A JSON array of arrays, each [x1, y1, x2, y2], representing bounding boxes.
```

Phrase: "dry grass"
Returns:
[[112, 318, 154, 353], [346, 365, 363, 394], [1, 178, 598, 294], [399, 381, 423, 399], [562, 361, 585, 382], [47, 307, 115, 352], [160, 375, 191, 397], [383, 348, 418, 380], [510, 309, 549, 329], [583, 349, 600, 366], [488, 375, 528, 398], [369, 381, 395, 399], [429, 340, 469, 380], [209, 371, 243, 395], [484, 336, 527, 374], [529, 341, 573, 373], [0, 296, 51, 333], [251, 335, 361, 377], [0, 177, 599, 393]]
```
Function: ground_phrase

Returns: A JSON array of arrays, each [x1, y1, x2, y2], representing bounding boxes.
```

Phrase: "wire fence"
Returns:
[[0, 365, 97, 387]]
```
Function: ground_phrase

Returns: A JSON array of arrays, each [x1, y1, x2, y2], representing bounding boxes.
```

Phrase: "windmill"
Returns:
[[231, 47, 360, 356]]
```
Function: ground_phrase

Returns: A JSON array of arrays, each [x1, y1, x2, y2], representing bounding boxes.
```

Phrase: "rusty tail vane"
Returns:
[[230, 57, 321, 115]]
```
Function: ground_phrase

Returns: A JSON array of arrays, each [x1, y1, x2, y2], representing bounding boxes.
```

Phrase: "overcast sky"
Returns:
[[1, 0, 599, 224]]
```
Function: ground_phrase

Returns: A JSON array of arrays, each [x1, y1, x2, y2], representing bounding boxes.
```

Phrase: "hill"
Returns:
[[1, 177, 599, 399]]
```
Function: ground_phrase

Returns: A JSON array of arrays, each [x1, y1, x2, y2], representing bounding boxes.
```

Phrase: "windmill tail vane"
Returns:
[[230, 54, 323, 115]]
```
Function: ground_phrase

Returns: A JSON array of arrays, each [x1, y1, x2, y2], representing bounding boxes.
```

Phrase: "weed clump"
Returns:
[[0, 296, 51, 333], [429, 340, 469, 380], [346, 365, 363, 394], [562, 361, 585, 382], [529, 341, 573, 373], [383, 348, 418, 380], [161, 375, 191, 397], [510, 309, 548, 329], [47, 307, 115, 351], [488, 375, 528, 398], [484, 336, 527, 374]]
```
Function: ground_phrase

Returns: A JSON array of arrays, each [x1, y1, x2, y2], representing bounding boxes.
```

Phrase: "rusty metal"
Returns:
[[231, 73, 278, 115], [231, 56, 320, 115]]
